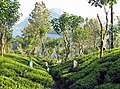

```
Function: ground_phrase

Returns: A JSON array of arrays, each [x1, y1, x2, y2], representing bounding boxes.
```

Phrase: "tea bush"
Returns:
[[51, 48, 120, 89], [0, 54, 55, 89]]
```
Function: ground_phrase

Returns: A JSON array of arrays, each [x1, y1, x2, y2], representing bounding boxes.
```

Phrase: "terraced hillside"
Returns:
[[51, 48, 120, 89], [0, 54, 55, 89], [1, 48, 120, 89]]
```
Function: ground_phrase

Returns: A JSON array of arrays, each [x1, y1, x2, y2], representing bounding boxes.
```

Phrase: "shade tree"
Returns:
[[0, 0, 20, 56], [22, 2, 51, 57], [51, 12, 84, 61], [88, 0, 118, 58]]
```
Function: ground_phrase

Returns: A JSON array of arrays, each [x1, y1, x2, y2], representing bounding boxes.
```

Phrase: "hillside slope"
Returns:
[[0, 54, 55, 89], [51, 48, 120, 89]]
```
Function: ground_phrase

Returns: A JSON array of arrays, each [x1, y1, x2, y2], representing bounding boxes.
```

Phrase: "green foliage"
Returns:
[[0, 0, 20, 27], [0, 53, 55, 89], [51, 48, 120, 89], [51, 12, 84, 34], [22, 2, 51, 56], [3, 28, 14, 53], [94, 83, 120, 89], [0, 76, 17, 89], [0, 0, 21, 56], [51, 13, 84, 60], [88, 0, 117, 8]]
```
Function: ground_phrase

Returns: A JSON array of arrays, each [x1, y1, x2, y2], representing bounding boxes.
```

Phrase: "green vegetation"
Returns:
[[51, 48, 120, 89], [0, 0, 120, 88], [0, 0, 21, 57], [0, 54, 55, 89], [1, 48, 120, 89]]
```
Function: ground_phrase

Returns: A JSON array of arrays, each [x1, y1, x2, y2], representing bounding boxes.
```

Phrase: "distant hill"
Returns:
[[13, 8, 63, 37], [50, 8, 63, 19], [12, 17, 29, 37]]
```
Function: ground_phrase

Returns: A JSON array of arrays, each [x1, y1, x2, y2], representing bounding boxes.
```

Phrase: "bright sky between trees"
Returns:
[[17, 0, 120, 24]]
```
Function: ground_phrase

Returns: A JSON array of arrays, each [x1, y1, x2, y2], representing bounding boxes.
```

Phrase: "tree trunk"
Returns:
[[64, 43, 70, 61], [97, 14, 103, 59], [97, 5, 110, 58], [65, 50, 69, 61], [1, 31, 5, 57], [41, 38, 45, 58], [100, 40, 103, 59], [78, 43, 83, 56], [107, 33, 111, 49], [64, 35, 70, 61], [42, 43, 45, 57], [110, 4, 114, 49]]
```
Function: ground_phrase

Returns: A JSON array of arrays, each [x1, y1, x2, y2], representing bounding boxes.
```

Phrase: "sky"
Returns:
[[17, 0, 120, 24]]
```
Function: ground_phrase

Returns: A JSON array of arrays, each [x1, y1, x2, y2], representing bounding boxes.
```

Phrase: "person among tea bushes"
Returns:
[[49, 59, 53, 66], [45, 61, 48, 68], [29, 59, 33, 68], [73, 60, 78, 68], [70, 60, 78, 72], [45, 61, 50, 73]]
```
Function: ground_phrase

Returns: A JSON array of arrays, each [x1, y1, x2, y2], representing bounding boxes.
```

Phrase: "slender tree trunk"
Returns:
[[78, 43, 83, 55], [63, 37, 67, 61], [107, 32, 111, 49], [110, 4, 114, 49], [64, 35, 70, 61], [102, 5, 109, 50], [100, 40, 103, 59], [97, 5, 110, 58], [1, 31, 5, 57], [42, 43, 44, 57], [97, 14, 103, 59], [41, 38, 45, 58], [64, 43, 70, 61], [103, 7, 109, 40]]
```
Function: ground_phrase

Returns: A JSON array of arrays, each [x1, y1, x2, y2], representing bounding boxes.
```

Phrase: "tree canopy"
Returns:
[[0, 0, 20, 56], [22, 2, 51, 56]]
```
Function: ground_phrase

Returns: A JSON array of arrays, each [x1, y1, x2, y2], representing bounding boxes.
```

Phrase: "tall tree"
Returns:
[[51, 13, 84, 61], [0, 0, 20, 56], [5, 28, 14, 53], [110, 0, 117, 48], [72, 25, 85, 56], [97, 14, 104, 58], [88, 0, 117, 58], [113, 16, 120, 47], [84, 18, 100, 49], [22, 2, 51, 57], [88, 0, 117, 49], [51, 12, 70, 61]]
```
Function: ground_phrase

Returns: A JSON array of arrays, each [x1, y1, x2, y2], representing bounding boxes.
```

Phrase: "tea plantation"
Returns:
[[0, 48, 120, 89], [51, 48, 120, 89], [0, 54, 55, 89]]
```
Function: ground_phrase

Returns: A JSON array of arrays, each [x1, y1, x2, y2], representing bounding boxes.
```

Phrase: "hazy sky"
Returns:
[[17, 0, 120, 24]]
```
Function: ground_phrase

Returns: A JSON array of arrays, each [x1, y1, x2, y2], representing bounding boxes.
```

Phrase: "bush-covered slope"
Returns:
[[51, 48, 120, 89], [0, 54, 55, 89]]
